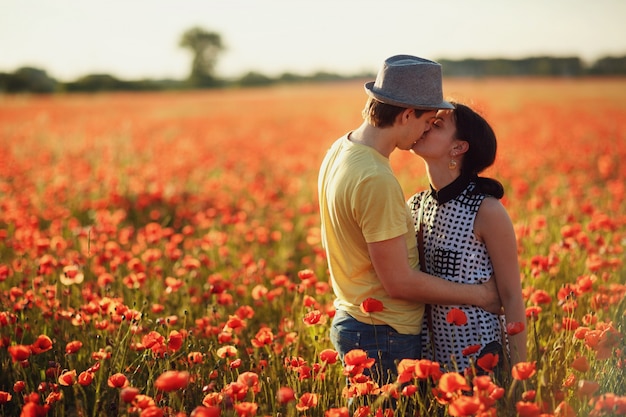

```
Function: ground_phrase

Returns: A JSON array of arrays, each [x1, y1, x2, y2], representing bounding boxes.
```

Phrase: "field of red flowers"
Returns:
[[0, 78, 625, 417]]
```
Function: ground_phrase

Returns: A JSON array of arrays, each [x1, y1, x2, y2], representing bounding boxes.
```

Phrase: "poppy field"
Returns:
[[0, 78, 625, 417]]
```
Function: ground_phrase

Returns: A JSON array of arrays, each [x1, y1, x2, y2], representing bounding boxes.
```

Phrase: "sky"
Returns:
[[2, 0, 626, 82]]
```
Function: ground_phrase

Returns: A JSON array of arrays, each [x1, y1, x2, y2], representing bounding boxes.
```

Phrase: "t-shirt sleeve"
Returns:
[[355, 173, 408, 243]]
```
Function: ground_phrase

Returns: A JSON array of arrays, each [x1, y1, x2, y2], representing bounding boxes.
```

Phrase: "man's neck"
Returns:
[[349, 123, 395, 158]]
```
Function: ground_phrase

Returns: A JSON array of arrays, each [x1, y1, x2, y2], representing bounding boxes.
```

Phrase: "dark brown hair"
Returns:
[[363, 98, 430, 128], [452, 102, 504, 199]]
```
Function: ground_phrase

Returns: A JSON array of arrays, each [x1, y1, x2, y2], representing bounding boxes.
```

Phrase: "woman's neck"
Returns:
[[425, 163, 461, 191]]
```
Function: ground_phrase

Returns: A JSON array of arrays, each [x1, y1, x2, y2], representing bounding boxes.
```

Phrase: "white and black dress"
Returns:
[[408, 175, 506, 372]]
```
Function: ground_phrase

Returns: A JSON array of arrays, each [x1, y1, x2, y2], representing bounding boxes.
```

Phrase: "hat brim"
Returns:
[[364, 81, 454, 110]]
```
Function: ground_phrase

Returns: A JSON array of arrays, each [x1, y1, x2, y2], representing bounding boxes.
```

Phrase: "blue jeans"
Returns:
[[330, 309, 422, 386]]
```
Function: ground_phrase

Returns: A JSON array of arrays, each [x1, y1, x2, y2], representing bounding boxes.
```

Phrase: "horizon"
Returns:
[[2, 0, 626, 82]]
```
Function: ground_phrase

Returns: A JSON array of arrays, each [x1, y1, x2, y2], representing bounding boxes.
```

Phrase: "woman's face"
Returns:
[[411, 109, 458, 158]]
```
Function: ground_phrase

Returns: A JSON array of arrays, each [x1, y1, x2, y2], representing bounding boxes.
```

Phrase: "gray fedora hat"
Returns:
[[364, 55, 453, 110]]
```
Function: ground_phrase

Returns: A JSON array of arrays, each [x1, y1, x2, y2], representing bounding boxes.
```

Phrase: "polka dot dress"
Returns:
[[408, 178, 505, 372]]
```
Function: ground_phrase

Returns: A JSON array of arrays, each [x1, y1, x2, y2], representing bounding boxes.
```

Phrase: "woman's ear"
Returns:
[[452, 140, 469, 156]]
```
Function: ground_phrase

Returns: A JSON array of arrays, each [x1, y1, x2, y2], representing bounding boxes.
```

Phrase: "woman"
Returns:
[[408, 102, 527, 377]]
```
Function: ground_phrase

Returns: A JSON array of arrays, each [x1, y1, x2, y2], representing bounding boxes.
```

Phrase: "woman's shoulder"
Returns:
[[477, 195, 506, 213], [475, 196, 513, 237]]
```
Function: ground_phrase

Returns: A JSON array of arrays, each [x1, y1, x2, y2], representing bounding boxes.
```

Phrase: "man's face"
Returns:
[[406, 109, 437, 149]]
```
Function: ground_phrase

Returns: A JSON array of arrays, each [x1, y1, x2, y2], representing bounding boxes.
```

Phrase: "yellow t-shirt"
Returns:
[[318, 135, 425, 335]]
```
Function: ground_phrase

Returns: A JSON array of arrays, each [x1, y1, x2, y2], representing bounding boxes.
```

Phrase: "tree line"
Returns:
[[2, 26, 625, 94]]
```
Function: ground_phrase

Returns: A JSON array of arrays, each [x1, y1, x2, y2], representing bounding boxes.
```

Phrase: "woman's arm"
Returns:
[[475, 197, 527, 364]]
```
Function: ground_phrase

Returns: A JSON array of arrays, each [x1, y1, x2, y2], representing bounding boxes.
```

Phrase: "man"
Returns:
[[318, 55, 501, 385]]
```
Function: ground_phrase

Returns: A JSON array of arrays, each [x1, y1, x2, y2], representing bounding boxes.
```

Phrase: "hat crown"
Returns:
[[364, 54, 453, 110]]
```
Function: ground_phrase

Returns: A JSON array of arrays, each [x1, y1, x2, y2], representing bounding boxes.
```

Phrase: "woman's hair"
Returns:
[[452, 102, 505, 199], [363, 98, 430, 128]]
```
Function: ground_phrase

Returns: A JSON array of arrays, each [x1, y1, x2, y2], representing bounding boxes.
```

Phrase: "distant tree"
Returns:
[[237, 71, 274, 87], [64, 74, 127, 92], [0, 67, 57, 93], [589, 55, 626, 75], [179, 27, 225, 88]]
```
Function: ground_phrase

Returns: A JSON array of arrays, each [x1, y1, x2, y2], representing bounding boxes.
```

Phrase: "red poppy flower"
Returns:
[[138, 405, 163, 417], [506, 321, 526, 336], [225, 315, 246, 330], [512, 362, 537, 381], [202, 392, 224, 407], [448, 395, 481, 416], [30, 335, 53, 354], [360, 298, 384, 313], [217, 331, 233, 344], [521, 390, 536, 401], [415, 359, 443, 380], [593, 393, 626, 414], [251, 326, 274, 347], [120, 387, 140, 403], [237, 372, 260, 393], [325, 407, 350, 417], [353, 406, 371, 417], [133, 394, 156, 409], [380, 383, 399, 399], [576, 380, 600, 398], [13, 381, 25, 393], [65, 340, 83, 354], [530, 289, 551, 305], [303, 310, 326, 326], [562, 317, 579, 331], [554, 401, 576, 417], [516, 401, 541, 417], [573, 326, 589, 340], [8, 344, 31, 362], [343, 349, 376, 376], [344, 349, 373, 366], [477, 353, 500, 373], [167, 330, 183, 352], [188, 351, 204, 364], [462, 344, 482, 356], [59, 265, 84, 286], [142, 331, 165, 350], [320, 349, 339, 364], [438, 372, 470, 394], [525, 306, 542, 320], [155, 370, 190, 392], [222, 381, 248, 401], [446, 308, 468, 326], [0, 391, 12, 404], [297, 269, 316, 280], [402, 384, 418, 397], [190, 406, 221, 417], [277, 387, 295, 404], [21, 401, 48, 417], [562, 374, 577, 388], [108, 373, 129, 388], [216, 345, 237, 358], [45, 391, 63, 405], [233, 402, 258, 417], [78, 371, 94, 386], [396, 359, 417, 383], [164, 276, 183, 293], [58, 369, 77, 386], [570, 356, 590, 372], [296, 392, 319, 411]]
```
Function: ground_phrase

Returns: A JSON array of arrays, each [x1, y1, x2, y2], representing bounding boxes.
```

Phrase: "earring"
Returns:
[[448, 159, 457, 170]]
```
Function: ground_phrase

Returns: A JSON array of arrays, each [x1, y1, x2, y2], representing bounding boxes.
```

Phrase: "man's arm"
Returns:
[[368, 235, 502, 313]]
